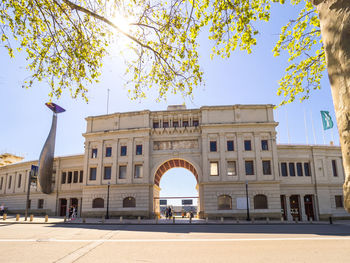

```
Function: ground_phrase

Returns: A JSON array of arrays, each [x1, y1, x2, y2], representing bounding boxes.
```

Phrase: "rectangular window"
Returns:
[[173, 121, 179, 127], [227, 140, 234, 151], [163, 122, 169, 128], [104, 166, 111, 180], [119, 165, 127, 179], [193, 120, 199, 127], [73, 171, 79, 183], [105, 147, 112, 157], [244, 140, 252, 151], [153, 122, 159, 128], [18, 174, 22, 188], [245, 161, 254, 175], [79, 170, 83, 183], [61, 172, 66, 184], [0, 177, 3, 190], [262, 160, 271, 175], [91, 148, 98, 158], [210, 162, 219, 176], [89, 167, 97, 180], [332, 160, 338, 177], [120, 146, 127, 156], [134, 165, 143, 178], [296, 162, 303, 176], [210, 141, 217, 152], [304, 162, 311, 177], [68, 172, 72, 183], [136, 145, 143, 155], [38, 199, 44, 209], [183, 121, 189, 127], [289, 163, 295, 177], [227, 161, 236, 176], [335, 195, 343, 208], [8, 176, 12, 189], [261, 140, 268, 151], [281, 162, 288, 177]]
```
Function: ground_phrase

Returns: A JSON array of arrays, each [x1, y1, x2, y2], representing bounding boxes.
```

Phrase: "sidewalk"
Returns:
[[2, 214, 348, 225]]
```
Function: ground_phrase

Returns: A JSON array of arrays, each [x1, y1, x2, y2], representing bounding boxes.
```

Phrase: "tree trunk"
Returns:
[[314, 0, 350, 212]]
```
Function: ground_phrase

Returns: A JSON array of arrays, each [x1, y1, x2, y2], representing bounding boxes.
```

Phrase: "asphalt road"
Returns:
[[1, 223, 350, 263]]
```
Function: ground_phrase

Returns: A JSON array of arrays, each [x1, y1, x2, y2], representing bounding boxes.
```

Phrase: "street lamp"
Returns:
[[245, 181, 250, 221], [106, 182, 111, 219]]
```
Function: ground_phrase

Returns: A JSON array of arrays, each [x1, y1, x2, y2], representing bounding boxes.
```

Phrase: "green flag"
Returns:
[[320, 111, 334, 130]]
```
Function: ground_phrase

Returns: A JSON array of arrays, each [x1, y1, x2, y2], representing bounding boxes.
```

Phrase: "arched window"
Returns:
[[218, 195, 232, 210], [92, 198, 104, 208], [123, 197, 136, 208], [254, 195, 268, 209]]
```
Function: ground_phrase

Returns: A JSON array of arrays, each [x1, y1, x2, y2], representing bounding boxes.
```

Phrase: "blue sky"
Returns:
[[0, 2, 338, 204]]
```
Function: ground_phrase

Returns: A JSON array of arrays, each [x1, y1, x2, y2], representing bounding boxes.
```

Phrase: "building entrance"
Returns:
[[59, 199, 67, 216]]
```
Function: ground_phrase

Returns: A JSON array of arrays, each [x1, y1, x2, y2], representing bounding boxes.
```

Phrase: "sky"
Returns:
[[0, 2, 339, 205]]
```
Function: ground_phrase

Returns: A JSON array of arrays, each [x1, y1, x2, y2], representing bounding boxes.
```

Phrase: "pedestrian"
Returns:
[[69, 205, 73, 220], [169, 207, 172, 219], [71, 205, 77, 220], [165, 207, 169, 219], [0, 204, 4, 216]]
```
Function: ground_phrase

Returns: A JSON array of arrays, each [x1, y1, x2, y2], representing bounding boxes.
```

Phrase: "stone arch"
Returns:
[[153, 158, 199, 186]]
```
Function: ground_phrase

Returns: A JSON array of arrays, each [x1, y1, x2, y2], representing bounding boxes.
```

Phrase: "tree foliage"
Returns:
[[0, 0, 325, 104]]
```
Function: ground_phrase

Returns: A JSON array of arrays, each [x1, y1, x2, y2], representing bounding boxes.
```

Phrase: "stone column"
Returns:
[[285, 195, 293, 221], [300, 195, 307, 221], [236, 133, 244, 181]]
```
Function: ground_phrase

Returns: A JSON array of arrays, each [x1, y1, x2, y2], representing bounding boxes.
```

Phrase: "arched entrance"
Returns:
[[153, 158, 201, 218]]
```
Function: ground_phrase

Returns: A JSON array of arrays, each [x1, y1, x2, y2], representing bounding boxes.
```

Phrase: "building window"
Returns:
[[91, 148, 98, 158], [210, 162, 219, 176], [73, 171, 78, 183], [244, 140, 252, 151], [163, 122, 169, 128], [254, 195, 268, 209], [120, 146, 127, 156], [134, 165, 143, 178], [8, 176, 12, 189], [61, 172, 66, 184], [296, 163, 303, 176], [104, 166, 112, 180], [0, 177, 3, 190], [38, 199, 44, 209], [92, 198, 104, 208], [105, 147, 112, 157], [281, 162, 288, 177], [173, 121, 179, 127], [262, 160, 271, 175], [89, 167, 97, 181], [245, 161, 254, 175], [261, 140, 268, 151], [332, 160, 338, 177], [18, 174, 22, 188], [227, 140, 234, 151], [183, 120, 189, 127], [68, 172, 73, 183], [119, 165, 127, 179], [136, 145, 143, 155], [289, 163, 295, 177], [153, 122, 159, 128], [227, 161, 236, 176], [79, 170, 83, 183], [304, 162, 311, 177], [193, 120, 199, 127], [335, 195, 343, 208], [123, 197, 136, 208], [210, 141, 217, 152], [218, 195, 232, 210]]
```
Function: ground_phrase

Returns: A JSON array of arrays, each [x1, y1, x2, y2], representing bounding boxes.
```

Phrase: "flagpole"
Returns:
[[310, 111, 317, 145], [303, 106, 309, 145], [285, 107, 291, 144]]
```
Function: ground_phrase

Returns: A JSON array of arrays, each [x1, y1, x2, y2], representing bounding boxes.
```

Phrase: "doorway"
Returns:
[[304, 195, 315, 221], [290, 195, 301, 221], [59, 199, 67, 216]]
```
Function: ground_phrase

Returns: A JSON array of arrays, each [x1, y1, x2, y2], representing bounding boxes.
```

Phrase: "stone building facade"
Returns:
[[0, 105, 348, 220]]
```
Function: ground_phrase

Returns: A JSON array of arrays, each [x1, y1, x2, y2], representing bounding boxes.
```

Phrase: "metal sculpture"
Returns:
[[37, 102, 65, 194]]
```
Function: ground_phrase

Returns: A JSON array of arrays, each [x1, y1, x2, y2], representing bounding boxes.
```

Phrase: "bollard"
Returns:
[[329, 216, 333, 225], [64, 216, 67, 222], [30, 214, 34, 222], [155, 216, 158, 224], [3, 213, 7, 221], [138, 216, 141, 223], [221, 217, 224, 223], [266, 217, 270, 224], [16, 214, 20, 221], [120, 216, 123, 223], [101, 216, 105, 223], [205, 217, 208, 223], [173, 217, 175, 224], [83, 218, 86, 223], [45, 215, 48, 223], [281, 216, 284, 222], [310, 218, 313, 224]]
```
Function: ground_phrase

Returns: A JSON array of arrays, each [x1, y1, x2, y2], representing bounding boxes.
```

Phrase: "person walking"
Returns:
[[0, 204, 4, 216]]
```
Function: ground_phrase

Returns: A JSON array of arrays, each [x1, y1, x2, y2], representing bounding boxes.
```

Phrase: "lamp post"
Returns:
[[106, 182, 110, 219], [245, 181, 250, 221]]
